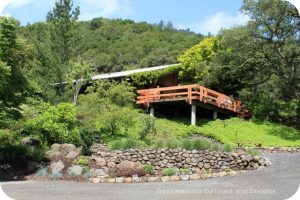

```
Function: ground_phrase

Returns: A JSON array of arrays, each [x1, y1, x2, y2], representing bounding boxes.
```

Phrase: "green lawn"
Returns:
[[196, 118, 300, 147]]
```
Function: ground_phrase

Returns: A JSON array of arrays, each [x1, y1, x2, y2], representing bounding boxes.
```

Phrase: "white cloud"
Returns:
[[177, 12, 250, 35], [0, 0, 34, 15], [79, 0, 132, 20]]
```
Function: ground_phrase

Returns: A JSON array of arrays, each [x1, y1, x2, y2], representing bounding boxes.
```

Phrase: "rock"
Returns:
[[204, 163, 210, 169], [50, 143, 61, 151], [123, 177, 132, 183], [92, 177, 100, 183], [107, 162, 116, 168], [132, 176, 140, 183], [50, 161, 65, 174], [189, 174, 201, 180], [45, 150, 61, 159], [61, 144, 76, 154], [90, 168, 107, 177], [116, 161, 143, 171], [68, 165, 83, 176], [219, 172, 227, 177], [146, 176, 160, 182], [116, 177, 124, 183], [201, 173, 212, 179], [170, 175, 180, 181], [22, 137, 41, 146], [100, 178, 108, 183], [161, 176, 170, 182], [66, 151, 80, 160], [107, 178, 116, 183], [179, 175, 189, 181], [93, 157, 107, 167]]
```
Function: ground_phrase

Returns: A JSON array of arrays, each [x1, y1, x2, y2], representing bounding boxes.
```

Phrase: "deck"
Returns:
[[136, 84, 242, 114]]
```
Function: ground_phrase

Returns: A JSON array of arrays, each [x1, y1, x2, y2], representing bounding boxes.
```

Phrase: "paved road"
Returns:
[[1, 153, 300, 200]]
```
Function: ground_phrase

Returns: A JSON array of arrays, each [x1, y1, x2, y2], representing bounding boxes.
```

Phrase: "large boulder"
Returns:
[[50, 143, 61, 151], [50, 161, 65, 174], [92, 157, 106, 167], [67, 165, 83, 176], [116, 161, 145, 177], [61, 144, 76, 154], [66, 151, 80, 160]]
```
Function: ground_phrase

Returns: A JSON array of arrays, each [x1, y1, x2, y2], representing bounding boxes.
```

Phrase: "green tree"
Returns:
[[0, 17, 29, 125], [46, 0, 80, 102], [178, 37, 219, 83]]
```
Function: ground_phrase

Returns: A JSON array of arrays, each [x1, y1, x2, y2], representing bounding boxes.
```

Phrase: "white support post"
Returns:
[[191, 103, 196, 125], [213, 110, 218, 120], [150, 107, 155, 117]]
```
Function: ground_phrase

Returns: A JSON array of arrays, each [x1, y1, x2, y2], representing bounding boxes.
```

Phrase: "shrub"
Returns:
[[153, 139, 165, 148], [24, 102, 80, 145], [74, 156, 89, 166], [223, 144, 233, 152], [139, 115, 156, 140], [193, 139, 211, 150], [179, 168, 191, 175], [143, 164, 154, 175], [0, 129, 18, 147], [82, 166, 90, 174], [162, 167, 178, 176], [181, 139, 193, 150], [211, 144, 220, 151], [36, 167, 48, 176], [49, 172, 63, 180], [166, 138, 179, 149], [109, 140, 124, 150], [246, 148, 259, 156], [80, 129, 94, 155]]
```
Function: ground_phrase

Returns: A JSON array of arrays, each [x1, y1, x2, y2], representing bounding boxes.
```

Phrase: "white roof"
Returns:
[[91, 64, 177, 80]]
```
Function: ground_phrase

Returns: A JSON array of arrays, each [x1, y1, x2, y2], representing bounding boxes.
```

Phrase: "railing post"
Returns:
[[199, 86, 203, 101], [188, 86, 192, 104], [146, 89, 150, 109], [233, 101, 237, 112]]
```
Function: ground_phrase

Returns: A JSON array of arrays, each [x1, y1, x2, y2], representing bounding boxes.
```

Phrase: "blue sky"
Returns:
[[0, 0, 293, 34]]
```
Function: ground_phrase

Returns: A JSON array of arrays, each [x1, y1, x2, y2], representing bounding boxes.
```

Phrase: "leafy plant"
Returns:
[[193, 139, 211, 150], [49, 172, 63, 180], [162, 167, 178, 176], [74, 156, 89, 166], [179, 168, 191, 175], [143, 164, 154, 175], [165, 138, 179, 149], [246, 148, 259, 156], [223, 144, 233, 152], [36, 167, 48, 176], [181, 139, 193, 150]]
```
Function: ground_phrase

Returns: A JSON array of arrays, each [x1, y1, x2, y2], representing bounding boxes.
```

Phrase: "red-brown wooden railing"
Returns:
[[136, 84, 242, 113]]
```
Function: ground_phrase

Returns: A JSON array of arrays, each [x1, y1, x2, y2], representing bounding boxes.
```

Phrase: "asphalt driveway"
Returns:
[[1, 153, 300, 200]]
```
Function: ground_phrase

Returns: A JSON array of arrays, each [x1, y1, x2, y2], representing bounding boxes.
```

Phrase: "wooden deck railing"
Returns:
[[136, 84, 241, 113]]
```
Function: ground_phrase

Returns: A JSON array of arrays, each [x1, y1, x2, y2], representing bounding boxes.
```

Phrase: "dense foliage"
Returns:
[[0, 0, 299, 170]]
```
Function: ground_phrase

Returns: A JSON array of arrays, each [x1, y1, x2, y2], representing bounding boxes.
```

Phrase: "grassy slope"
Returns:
[[154, 117, 300, 147]]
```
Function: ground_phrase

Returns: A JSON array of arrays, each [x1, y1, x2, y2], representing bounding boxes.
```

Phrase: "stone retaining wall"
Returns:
[[91, 147, 270, 174]]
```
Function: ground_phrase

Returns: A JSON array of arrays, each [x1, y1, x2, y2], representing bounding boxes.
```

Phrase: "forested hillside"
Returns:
[[20, 18, 202, 73]]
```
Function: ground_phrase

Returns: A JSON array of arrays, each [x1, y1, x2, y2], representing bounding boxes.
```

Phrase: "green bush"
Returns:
[[153, 139, 165, 148], [74, 156, 89, 166], [143, 164, 154, 175], [223, 144, 233, 152], [109, 139, 124, 150], [179, 168, 191, 175], [36, 167, 48, 176], [193, 139, 211, 150], [162, 167, 178, 176], [80, 129, 94, 155], [24, 102, 81, 145], [139, 115, 156, 140], [211, 144, 220, 151], [246, 148, 259, 156], [0, 129, 18, 147], [166, 138, 180, 149], [49, 172, 63, 180], [181, 139, 193, 150]]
